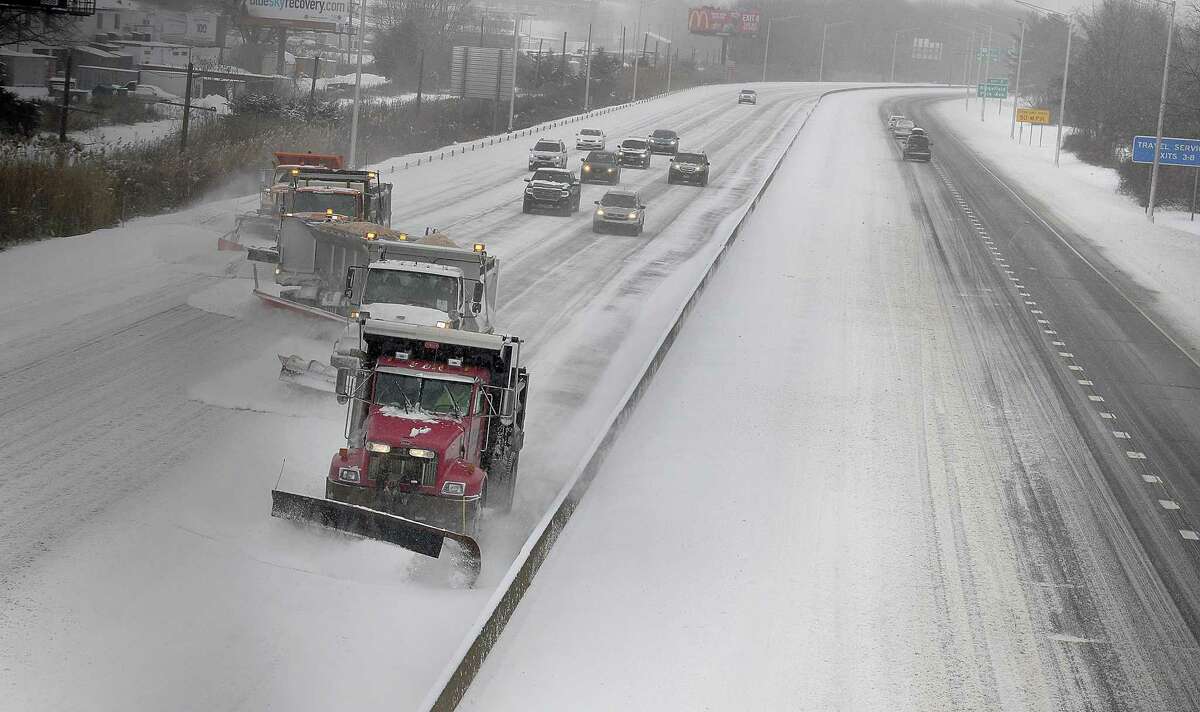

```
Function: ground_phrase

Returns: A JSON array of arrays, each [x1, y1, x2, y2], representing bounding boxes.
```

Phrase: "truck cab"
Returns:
[[353, 259, 489, 332], [328, 355, 493, 533]]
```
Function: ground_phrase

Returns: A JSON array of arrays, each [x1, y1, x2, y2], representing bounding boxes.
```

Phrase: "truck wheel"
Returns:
[[489, 451, 519, 514], [522, 201, 531, 213]]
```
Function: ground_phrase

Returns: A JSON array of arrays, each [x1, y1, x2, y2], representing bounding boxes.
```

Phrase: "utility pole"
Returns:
[[561, 32, 567, 85], [819, 21, 852, 83], [620, 26, 626, 67], [508, 14, 525, 131], [348, 0, 367, 168], [1054, 20, 1071, 167], [57, 49, 72, 142], [631, 0, 643, 100], [666, 39, 673, 92], [1147, 0, 1177, 222], [415, 49, 425, 113], [583, 22, 593, 110], [1009, 20, 1025, 138], [763, 15, 804, 83], [180, 62, 194, 151]]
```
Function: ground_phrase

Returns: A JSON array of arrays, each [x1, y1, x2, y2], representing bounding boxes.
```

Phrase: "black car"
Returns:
[[902, 132, 932, 162], [667, 151, 710, 186], [581, 151, 622, 184], [617, 138, 652, 168], [648, 129, 680, 155], [522, 168, 581, 215]]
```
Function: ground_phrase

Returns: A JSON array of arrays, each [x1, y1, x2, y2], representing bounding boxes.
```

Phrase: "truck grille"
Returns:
[[368, 452, 436, 487], [532, 188, 564, 200]]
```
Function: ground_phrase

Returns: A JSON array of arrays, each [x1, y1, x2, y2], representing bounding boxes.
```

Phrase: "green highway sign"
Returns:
[[987, 77, 1008, 86], [977, 83, 1008, 99], [976, 47, 1001, 62]]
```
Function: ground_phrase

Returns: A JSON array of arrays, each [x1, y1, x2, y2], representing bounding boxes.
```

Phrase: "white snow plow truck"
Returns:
[[270, 310, 529, 585]]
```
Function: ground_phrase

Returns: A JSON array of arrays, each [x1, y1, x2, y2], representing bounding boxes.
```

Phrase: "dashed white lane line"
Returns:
[[929, 159, 1200, 549]]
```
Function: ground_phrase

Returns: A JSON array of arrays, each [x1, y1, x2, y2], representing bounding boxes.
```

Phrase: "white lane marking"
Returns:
[[1089, 395, 1105, 402], [1100, 412, 1116, 419], [1031, 309, 1044, 314], [1127, 451, 1147, 459], [1058, 352, 1073, 357], [1113, 431, 1131, 439], [1069, 365, 1084, 371], [1182, 530, 1199, 541], [1027, 301, 1039, 305], [1038, 319, 1051, 325], [1078, 379, 1094, 385], [1052, 340, 1066, 346], [1143, 474, 1161, 483], [1160, 500, 1181, 510], [1044, 330, 1058, 335], [1021, 292, 1033, 298]]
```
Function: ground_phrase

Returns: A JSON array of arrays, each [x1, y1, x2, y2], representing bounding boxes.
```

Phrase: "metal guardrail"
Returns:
[[419, 83, 942, 712]]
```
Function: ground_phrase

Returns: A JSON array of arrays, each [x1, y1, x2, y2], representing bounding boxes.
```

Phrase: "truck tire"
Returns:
[[488, 450, 519, 514], [522, 201, 532, 213]]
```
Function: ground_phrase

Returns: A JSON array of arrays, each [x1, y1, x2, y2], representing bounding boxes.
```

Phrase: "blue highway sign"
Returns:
[[1132, 135, 1200, 166]]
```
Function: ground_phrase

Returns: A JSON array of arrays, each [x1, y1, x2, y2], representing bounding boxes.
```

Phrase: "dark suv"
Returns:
[[902, 131, 932, 162], [648, 129, 680, 155], [581, 151, 621, 184], [617, 138, 652, 168], [523, 168, 581, 215], [667, 151, 710, 186]]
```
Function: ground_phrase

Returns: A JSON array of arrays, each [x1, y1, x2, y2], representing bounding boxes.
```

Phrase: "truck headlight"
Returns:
[[595, 208, 605, 216], [583, 165, 591, 172], [627, 211, 638, 219], [441, 481, 466, 496], [338, 467, 361, 483], [408, 448, 436, 459], [367, 441, 391, 453]]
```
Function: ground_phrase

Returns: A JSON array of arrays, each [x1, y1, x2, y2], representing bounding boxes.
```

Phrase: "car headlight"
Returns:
[[338, 466, 361, 483], [596, 208, 605, 216], [583, 165, 591, 172], [627, 211, 638, 219], [408, 448, 436, 459], [607, 168, 614, 173], [441, 481, 466, 496], [367, 441, 391, 453]]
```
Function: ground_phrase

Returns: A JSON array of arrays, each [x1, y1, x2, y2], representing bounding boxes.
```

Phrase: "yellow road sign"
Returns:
[[1017, 108, 1051, 125]]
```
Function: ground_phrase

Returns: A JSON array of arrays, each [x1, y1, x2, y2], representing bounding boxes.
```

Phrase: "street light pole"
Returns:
[[347, 0, 367, 168], [1012, 0, 1074, 168], [1010, 19, 1025, 138], [763, 14, 804, 82], [1147, 0, 1177, 222], [981, 24, 992, 121], [631, 0, 644, 100], [891, 28, 920, 83], [819, 21, 852, 83]]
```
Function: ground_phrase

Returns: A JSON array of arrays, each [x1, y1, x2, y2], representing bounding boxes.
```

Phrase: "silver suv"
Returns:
[[529, 139, 567, 169], [593, 190, 646, 235]]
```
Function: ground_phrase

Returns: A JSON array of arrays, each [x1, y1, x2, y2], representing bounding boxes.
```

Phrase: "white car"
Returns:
[[738, 89, 757, 105], [576, 128, 606, 150], [892, 119, 915, 139], [529, 139, 568, 170], [887, 114, 905, 129]]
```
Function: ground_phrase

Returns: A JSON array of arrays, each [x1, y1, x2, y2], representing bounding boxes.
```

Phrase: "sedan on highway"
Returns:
[[581, 151, 621, 184], [592, 190, 646, 235], [648, 129, 680, 155], [576, 128, 606, 151], [891, 119, 915, 140]]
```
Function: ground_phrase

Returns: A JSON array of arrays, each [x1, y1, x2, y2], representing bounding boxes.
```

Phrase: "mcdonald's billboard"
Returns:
[[687, 7, 761, 37]]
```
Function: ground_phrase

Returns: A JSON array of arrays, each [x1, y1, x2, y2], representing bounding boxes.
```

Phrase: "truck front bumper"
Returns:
[[327, 480, 481, 535]]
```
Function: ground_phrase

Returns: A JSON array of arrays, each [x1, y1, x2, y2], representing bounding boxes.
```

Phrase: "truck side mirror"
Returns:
[[472, 283, 485, 314], [335, 368, 355, 403]]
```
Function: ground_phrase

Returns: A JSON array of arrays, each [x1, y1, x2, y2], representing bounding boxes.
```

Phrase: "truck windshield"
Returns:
[[375, 373, 474, 417], [531, 170, 569, 183], [290, 191, 360, 216], [362, 269, 459, 312]]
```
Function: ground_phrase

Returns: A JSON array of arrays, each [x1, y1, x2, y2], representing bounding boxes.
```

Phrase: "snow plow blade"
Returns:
[[278, 354, 337, 392], [269, 489, 482, 584]]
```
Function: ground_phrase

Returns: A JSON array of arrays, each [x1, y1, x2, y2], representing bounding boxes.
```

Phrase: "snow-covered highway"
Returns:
[[459, 89, 1200, 711], [0, 82, 855, 711]]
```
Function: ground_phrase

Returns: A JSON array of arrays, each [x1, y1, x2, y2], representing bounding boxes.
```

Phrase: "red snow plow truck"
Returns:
[[270, 312, 528, 585]]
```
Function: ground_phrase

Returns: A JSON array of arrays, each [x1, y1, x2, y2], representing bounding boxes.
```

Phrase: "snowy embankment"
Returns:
[[932, 97, 1200, 353]]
